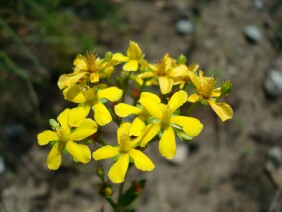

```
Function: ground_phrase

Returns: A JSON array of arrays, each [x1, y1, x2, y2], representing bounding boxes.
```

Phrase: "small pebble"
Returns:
[[254, 0, 264, 10], [170, 142, 189, 165], [267, 146, 282, 166], [244, 25, 263, 43], [4, 124, 26, 140], [176, 19, 194, 35], [0, 157, 5, 174], [264, 70, 282, 97]]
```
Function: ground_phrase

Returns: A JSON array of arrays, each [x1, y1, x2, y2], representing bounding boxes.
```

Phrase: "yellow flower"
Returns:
[[173, 63, 200, 87], [58, 52, 117, 90], [139, 90, 203, 159], [63, 84, 123, 126], [137, 53, 189, 94], [37, 108, 98, 170], [114, 93, 160, 136], [187, 70, 233, 122], [112, 41, 145, 71], [93, 122, 155, 183]]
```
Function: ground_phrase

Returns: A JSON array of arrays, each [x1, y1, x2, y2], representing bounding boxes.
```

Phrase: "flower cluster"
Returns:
[[38, 41, 233, 184]]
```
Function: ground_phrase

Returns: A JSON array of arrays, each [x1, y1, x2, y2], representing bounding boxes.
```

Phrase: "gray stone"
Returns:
[[176, 19, 194, 35], [0, 157, 5, 174], [267, 146, 282, 166], [170, 142, 189, 165], [264, 70, 282, 97], [244, 25, 263, 43], [254, 0, 264, 10]]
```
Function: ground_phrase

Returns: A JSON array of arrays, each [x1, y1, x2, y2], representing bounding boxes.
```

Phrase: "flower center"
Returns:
[[200, 77, 216, 99], [119, 133, 131, 153], [161, 106, 172, 129], [56, 128, 69, 142]]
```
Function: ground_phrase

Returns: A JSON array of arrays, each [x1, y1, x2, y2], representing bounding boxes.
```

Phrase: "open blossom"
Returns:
[[187, 70, 233, 122], [58, 52, 117, 90], [114, 93, 159, 136], [112, 41, 146, 71], [37, 108, 97, 170], [93, 122, 155, 183], [137, 53, 189, 94], [63, 84, 123, 126], [139, 90, 203, 159]]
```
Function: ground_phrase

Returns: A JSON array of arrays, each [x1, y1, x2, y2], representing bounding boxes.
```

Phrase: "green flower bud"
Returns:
[[104, 187, 113, 197], [49, 119, 60, 130], [221, 81, 232, 96], [104, 51, 113, 62], [96, 167, 105, 178], [177, 54, 187, 64]]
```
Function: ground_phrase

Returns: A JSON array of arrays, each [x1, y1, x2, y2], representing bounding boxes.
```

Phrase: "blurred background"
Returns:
[[1, 0, 282, 211]]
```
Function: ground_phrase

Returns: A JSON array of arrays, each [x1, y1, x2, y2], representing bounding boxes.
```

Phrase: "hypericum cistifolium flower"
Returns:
[[37, 107, 98, 170], [63, 84, 123, 126], [93, 122, 155, 183], [139, 90, 203, 159], [187, 70, 233, 121]]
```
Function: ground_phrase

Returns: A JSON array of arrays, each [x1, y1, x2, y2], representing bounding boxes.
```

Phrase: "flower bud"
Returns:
[[104, 51, 113, 62], [49, 119, 60, 130], [221, 81, 232, 96], [104, 187, 113, 197], [96, 167, 105, 178], [177, 54, 187, 64]]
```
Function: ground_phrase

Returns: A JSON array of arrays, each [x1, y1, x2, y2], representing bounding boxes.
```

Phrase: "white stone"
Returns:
[[176, 19, 194, 35], [264, 70, 282, 97]]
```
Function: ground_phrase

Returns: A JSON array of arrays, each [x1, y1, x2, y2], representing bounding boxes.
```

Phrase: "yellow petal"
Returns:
[[63, 84, 86, 103], [187, 93, 202, 103], [137, 72, 155, 79], [57, 72, 87, 90], [207, 99, 233, 122], [171, 116, 203, 137], [168, 90, 188, 112], [130, 117, 145, 136], [93, 102, 112, 126], [159, 127, 176, 159], [57, 108, 70, 132], [187, 63, 199, 72], [66, 140, 91, 163], [169, 64, 188, 77], [127, 41, 142, 59], [159, 76, 173, 94], [108, 154, 129, 183], [139, 92, 161, 104], [93, 145, 120, 160], [38, 130, 59, 146], [140, 123, 161, 147], [117, 122, 131, 145], [123, 60, 138, 71], [139, 92, 162, 119], [112, 53, 129, 62], [69, 118, 97, 141], [47, 144, 62, 170], [129, 149, 155, 171], [74, 54, 88, 70], [187, 71, 201, 89], [211, 87, 221, 97], [114, 103, 141, 118], [90, 72, 100, 83], [68, 106, 90, 127], [98, 87, 123, 102]]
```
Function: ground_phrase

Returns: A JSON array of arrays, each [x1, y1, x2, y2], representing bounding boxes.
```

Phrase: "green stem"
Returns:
[[105, 197, 117, 209], [186, 101, 200, 115]]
